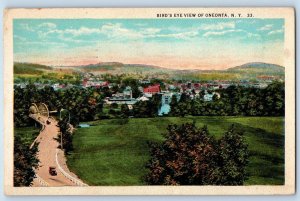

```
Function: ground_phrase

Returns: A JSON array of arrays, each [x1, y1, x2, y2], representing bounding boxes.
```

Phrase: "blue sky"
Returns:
[[13, 18, 284, 69]]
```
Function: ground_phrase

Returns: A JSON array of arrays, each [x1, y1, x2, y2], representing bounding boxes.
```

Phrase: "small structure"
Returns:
[[29, 103, 50, 118]]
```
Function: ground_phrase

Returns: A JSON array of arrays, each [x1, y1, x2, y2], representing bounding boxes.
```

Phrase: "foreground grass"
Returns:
[[67, 116, 284, 186]]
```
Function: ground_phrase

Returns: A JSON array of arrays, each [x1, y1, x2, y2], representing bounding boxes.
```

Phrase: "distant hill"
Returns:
[[227, 62, 285, 74], [76, 62, 175, 74], [14, 61, 285, 81], [14, 62, 52, 75]]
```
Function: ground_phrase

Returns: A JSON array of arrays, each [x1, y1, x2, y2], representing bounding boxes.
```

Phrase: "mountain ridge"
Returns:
[[14, 61, 285, 81]]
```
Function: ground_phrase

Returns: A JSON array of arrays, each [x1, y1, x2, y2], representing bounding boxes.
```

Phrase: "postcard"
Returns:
[[3, 8, 295, 195]]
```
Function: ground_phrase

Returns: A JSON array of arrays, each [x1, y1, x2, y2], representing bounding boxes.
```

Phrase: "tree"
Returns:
[[145, 123, 218, 185], [57, 117, 73, 154], [145, 123, 249, 185], [111, 102, 118, 109], [14, 136, 39, 186], [215, 125, 249, 185], [120, 104, 130, 118]]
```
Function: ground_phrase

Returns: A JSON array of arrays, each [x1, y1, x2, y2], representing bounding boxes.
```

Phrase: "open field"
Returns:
[[66, 116, 284, 186]]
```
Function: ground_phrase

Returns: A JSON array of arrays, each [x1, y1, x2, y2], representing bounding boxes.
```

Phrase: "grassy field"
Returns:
[[14, 126, 40, 146], [66, 116, 284, 186]]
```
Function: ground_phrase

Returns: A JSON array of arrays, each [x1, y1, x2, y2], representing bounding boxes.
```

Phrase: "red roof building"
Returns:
[[143, 84, 161, 94]]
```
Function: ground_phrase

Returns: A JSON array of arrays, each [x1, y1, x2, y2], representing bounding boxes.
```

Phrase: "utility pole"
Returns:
[[60, 131, 63, 150]]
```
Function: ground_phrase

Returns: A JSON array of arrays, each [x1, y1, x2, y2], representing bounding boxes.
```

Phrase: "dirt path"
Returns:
[[30, 115, 86, 187]]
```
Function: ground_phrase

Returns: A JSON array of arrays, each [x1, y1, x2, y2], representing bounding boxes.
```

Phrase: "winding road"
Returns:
[[30, 114, 87, 187]]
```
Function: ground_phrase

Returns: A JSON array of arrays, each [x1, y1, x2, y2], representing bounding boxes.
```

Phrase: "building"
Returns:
[[105, 86, 136, 105], [82, 78, 108, 88], [137, 95, 150, 101], [123, 86, 133, 99], [158, 93, 181, 116], [257, 75, 278, 82], [158, 104, 171, 116], [161, 93, 173, 105], [143, 84, 161, 94], [252, 83, 268, 89], [203, 93, 214, 102], [203, 91, 220, 102], [139, 79, 151, 84], [104, 97, 137, 105]]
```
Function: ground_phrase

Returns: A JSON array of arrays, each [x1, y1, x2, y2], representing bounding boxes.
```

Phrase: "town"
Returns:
[[14, 72, 282, 116]]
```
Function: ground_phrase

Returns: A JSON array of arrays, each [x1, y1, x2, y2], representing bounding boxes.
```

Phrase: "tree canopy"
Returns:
[[145, 123, 249, 185]]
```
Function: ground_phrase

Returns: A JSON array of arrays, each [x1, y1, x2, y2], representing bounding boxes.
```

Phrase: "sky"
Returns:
[[13, 18, 284, 70]]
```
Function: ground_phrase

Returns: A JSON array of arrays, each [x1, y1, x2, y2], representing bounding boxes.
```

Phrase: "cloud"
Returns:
[[267, 29, 283, 35], [135, 23, 147, 27], [14, 35, 27, 42], [19, 23, 35, 32], [257, 24, 273, 31], [100, 23, 143, 39], [203, 29, 261, 40], [247, 33, 261, 39], [35, 22, 198, 42], [38, 22, 57, 29], [203, 29, 244, 37], [201, 22, 235, 30], [153, 31, 198, 39], [19, 22, 57, 33], [140, 28, 161, 35]]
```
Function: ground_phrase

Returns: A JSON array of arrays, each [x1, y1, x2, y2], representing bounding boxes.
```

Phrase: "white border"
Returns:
[[3, 7, 295, 195]]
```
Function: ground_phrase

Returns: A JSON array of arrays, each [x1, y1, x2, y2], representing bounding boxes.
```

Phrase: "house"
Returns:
[[137, 95, 150, 102], [193, 83, 201, 89], [203, 93, 214, 101], [203, 91, 220, 102], [123, 86, 133, 99], [220, 84, 231, 89], [143, 84, 160, 94], [14, 83, 27, 89], [168, 84, 176, 90], [52, 83, 66, 91], [257, 75, 278, 82], [82, 78, 108, 88], [104, 96, 137, 105], [139, 79, 151, 84], [252, 83, 268, 89]]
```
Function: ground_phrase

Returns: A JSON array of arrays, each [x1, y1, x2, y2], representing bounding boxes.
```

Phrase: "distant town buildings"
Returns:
[[105, 86, 137, 106], [82, 78, 108, 88], [14, 71, 281, 115]]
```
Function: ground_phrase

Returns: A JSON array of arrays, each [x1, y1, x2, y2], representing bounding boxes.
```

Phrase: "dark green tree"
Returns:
[[145, 123, 218, 185], [145, 123, 249, 185], [57, 117, 73, 154], [120, 104, 130, 118], [14, 136, 39, 186], [215, 125, 249, 185]]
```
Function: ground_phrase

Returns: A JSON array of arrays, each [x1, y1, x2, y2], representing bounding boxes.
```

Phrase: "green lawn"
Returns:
[[67, 116, 284, 186], [14, 126, 40, 146]]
